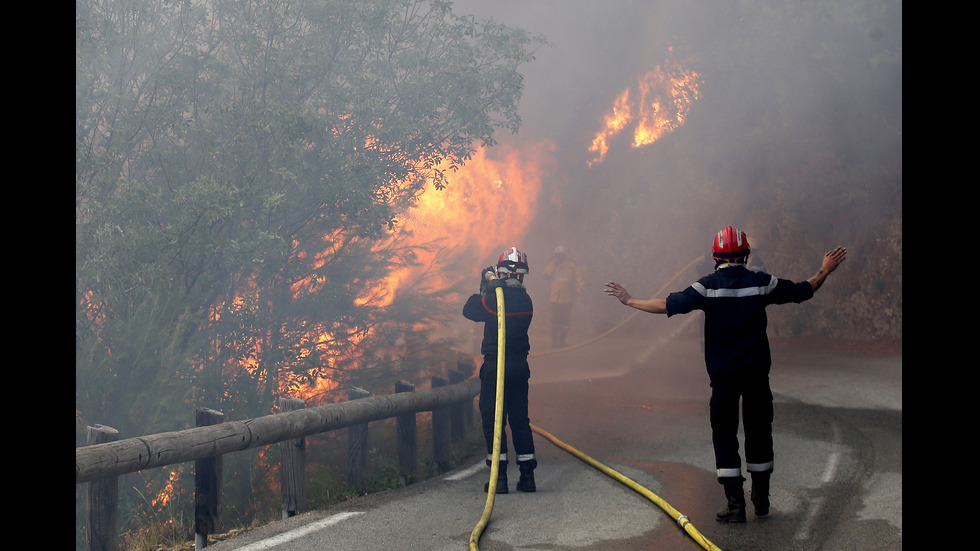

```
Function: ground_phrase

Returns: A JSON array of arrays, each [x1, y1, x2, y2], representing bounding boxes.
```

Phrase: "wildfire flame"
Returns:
[[257, 140, 552, 405], [151, 468, 181, 507], [588, 54, 702, 166], [380, 141, 553, 303]]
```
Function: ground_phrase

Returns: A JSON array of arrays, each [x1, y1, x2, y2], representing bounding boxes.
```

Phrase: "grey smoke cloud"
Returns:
[[449, 0, 901, 340]]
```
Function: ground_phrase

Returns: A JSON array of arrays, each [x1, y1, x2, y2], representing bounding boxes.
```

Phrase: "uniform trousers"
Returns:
[[709, 375, 775, 479], [478, 356, 536, 467]]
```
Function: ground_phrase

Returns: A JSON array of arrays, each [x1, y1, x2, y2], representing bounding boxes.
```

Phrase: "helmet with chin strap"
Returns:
[[496, 247, 529, 279], [712, 226, 750, 261]]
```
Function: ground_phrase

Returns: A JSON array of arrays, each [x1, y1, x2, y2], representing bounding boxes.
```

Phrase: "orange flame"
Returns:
[[372, 141, 552, 306], [261, 140, 552, 404], [588, 55, 702, 166], [151, 468, 181, 507], [589, 88, 633, 168]]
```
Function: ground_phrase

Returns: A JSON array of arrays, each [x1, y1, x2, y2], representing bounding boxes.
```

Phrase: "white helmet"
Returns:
[[496, 247, 529, 276]]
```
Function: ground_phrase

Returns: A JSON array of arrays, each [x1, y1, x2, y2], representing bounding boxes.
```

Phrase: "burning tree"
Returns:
[[76, 0, 545, 538]]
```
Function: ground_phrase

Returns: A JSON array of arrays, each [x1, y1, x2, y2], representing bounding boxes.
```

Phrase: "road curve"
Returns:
[[205, 333, 901, 551]]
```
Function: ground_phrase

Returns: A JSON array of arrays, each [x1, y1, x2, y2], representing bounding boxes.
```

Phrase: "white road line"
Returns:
[[796, 423, 842, 540], [231, 512, 363, 551], [795, 496, 824, 541], [443, 461, 485, 481], [821, 451, 841, 483]]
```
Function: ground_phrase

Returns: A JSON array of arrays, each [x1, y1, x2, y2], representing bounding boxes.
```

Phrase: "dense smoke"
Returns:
[[75, 3, 900, 545], [448, 0, 902, 342]]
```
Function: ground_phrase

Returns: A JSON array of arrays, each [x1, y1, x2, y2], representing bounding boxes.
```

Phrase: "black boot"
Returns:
[[716, 477, 746, 523], [516, 463, 536, 493], [484, 464, 508, 494], [750, 471, 770, 517]]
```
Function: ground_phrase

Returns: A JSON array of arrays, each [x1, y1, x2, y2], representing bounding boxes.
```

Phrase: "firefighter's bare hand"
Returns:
[[604, 281, 632, 305], [821, 246, 847, 274]]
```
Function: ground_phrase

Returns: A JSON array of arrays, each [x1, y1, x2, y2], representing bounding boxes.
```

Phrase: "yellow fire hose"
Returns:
[[531, 423, 724, 551], [468, 279, 507, 551], [471, 258, 723, 551], [526, 255, 722, 550]]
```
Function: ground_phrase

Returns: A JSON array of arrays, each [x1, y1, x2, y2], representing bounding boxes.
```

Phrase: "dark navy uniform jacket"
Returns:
[[463, 284, 533, 357], [666, 265, 814, 381]]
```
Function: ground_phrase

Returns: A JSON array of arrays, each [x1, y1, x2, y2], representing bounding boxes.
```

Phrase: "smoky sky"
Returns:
[[454, 0, 901, 151], [448, 0, 901, 339]]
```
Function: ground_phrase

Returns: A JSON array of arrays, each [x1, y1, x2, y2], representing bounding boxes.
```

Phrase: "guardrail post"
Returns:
[[346, 387, 371, 492], [448, 369, 466, 443], [86, 424, 119, 551], [195, 408, 224, 549], [277, 397, 306, 518], [431, 376, 451, 474], [457, 354, 476, 429], [395, 381, 417, 487]]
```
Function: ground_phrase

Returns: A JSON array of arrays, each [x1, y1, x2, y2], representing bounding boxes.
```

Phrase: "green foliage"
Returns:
[[306, 462, 345, 510], [364, 459, 402, 493], [77, 0, 542, 425]]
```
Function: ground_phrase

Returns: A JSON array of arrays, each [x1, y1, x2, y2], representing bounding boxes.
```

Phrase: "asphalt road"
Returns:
[[204, 328, 901, 551]]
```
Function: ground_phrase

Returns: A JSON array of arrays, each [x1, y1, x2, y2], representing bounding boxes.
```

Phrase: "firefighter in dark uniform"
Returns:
[[463, 247, 537, 493], [604, 226, 846, 523]]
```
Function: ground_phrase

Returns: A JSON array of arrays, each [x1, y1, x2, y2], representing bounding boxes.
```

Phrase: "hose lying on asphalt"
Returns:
[[527, 256, 723, 550], [531, 423, 724, 551], [471, 261, 722, 551]]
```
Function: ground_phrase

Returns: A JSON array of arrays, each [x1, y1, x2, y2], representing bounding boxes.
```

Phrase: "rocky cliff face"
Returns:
[[767, 218, 902, 341]]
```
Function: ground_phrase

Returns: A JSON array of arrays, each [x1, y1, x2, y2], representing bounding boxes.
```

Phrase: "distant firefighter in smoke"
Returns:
[[463, 247, 537, 494], [542, 245, 586, 348], [604, 226, 846, 523]]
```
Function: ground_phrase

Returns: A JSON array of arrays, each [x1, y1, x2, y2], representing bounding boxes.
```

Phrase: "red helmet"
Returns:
[[496, 247, 529, 275], [712, 226, 750, 261]]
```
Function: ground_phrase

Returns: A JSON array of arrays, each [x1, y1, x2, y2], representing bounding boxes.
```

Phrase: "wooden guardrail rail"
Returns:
[[77, 364, 480, 551]]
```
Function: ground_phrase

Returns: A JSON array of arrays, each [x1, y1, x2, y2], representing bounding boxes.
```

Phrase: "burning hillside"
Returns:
[[589, 54, 702, 167]]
